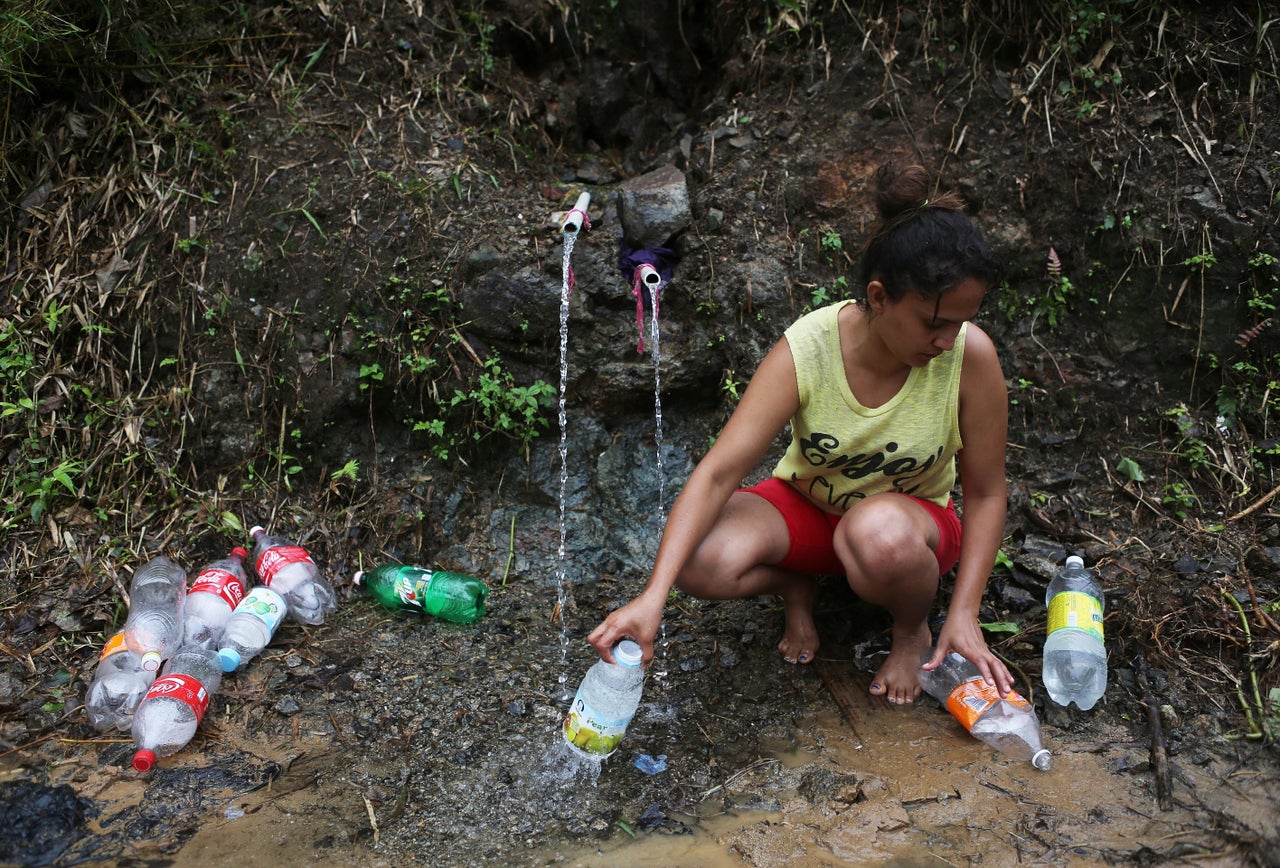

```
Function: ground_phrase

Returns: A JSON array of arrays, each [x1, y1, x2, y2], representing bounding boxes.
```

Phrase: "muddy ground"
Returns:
[[2, 2, 1280, 866]]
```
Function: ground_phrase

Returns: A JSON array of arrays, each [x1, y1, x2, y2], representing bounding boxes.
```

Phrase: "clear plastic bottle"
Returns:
[[84, 631, 157, 732], [181, 548, 249, 649], [563, 640, 645, 759], [248, 525, 337, 625], [1043, 554, 1107, 710], [917, 649, 1052, 771], [216, 585, 289, 672], [353, 563, 488, 624], [131, 643, 223, 771], [122, 556, 188, 672]]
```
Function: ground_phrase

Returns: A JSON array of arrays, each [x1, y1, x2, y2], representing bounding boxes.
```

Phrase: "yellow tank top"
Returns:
[[772, 301, 965, 512]]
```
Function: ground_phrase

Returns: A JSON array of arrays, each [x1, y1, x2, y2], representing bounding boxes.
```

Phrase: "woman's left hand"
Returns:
[[923, 615, 1014, 696]]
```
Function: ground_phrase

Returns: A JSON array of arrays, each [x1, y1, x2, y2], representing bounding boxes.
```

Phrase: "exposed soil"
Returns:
[[3, 2, 1280, 867]]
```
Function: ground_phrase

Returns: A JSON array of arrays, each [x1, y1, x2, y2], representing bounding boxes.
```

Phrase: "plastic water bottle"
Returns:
[[216, 585, 289, 672], [248, 525, 337, 625], [123, 556, 188, 672], [83, 631, 157, 732], [181, 548, 249, 649], [563, 640, 645, 759], [353, 563, 488, 624], [131, 644, 223, 771], [917, 649, 1052, 771], [1043, 554, 1107, 710]]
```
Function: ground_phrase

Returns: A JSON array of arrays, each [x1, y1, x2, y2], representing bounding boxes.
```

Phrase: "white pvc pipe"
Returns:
[[561, 191, 591, 234], [637, 263, 661, 288]]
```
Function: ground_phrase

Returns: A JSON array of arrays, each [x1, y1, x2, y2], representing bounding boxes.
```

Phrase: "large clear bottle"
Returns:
[[562, 640, 645, 759], [248, 525, 337, 625], [122, 556, 188, 672], [917, 649, 1052, 771], [131, 643, 223, 771], [181, 548, 249, 649], [83, 631, 157, 732], [216, 585, 289, 672], [1042, 555, 1107, 710]]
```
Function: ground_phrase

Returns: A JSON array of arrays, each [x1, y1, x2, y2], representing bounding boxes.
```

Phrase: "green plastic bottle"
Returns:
[[353, 563, 488, 624]]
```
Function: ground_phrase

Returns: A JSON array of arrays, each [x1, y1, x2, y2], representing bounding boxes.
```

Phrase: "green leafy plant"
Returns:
[[428, 357, 555, 459]]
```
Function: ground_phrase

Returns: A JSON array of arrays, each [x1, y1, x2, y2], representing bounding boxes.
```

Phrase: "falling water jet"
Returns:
[[555, 190, 590, 705], [635, 264, 667, 522]]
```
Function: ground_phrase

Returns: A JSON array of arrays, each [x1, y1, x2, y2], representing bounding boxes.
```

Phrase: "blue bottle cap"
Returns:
[[217, 648, 241, 672]]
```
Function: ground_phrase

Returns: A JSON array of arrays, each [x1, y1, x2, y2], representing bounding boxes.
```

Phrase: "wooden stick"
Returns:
[[1134, 651, 1173, 811], [1227, 480, 1280, 522]]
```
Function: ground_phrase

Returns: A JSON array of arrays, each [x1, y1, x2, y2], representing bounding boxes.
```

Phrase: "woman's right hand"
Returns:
[[587, 590, 667, 664]]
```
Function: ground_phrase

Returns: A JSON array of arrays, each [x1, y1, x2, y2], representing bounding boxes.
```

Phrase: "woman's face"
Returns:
[[872, 277, 988, 366]]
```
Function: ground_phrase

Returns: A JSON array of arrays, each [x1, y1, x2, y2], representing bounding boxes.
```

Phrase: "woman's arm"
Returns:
[[922, 323, 1014, 694], [587, 338, 802, 662]]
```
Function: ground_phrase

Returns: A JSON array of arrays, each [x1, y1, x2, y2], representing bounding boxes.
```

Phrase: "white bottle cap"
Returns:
[[1065, 555, 1085, 569], [614, 640, 643, 667], [1032, 749, 1053, 771], [249, 526, 265, 537], [352, 570, 365, 586]]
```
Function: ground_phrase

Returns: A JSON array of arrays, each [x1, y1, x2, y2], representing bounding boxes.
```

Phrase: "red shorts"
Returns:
[[741, 477, 962, 577]]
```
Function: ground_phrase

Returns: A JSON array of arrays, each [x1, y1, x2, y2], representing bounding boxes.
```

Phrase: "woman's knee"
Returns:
[[835, 499, 937, 590]]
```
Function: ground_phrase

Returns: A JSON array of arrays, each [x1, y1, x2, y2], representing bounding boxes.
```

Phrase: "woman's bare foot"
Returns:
[[869, 621, 932, 703], [777, 579, 819, 664]]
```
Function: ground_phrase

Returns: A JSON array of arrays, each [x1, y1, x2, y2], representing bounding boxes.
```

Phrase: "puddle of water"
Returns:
[[544, 691, 1268, 867]]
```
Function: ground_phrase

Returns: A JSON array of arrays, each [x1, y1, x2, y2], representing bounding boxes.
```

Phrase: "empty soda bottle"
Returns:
[[131, 643, 223, 772], [83, 631, 157, 732], [181, 548, 249, 649], [1043, 555, 1107, 710], [353, 563, 488, 624], [123, 556, 188, 671], [917, 649, 1052, 771], [248, 525, 336, 625], [217, 585, 288, 672], [563, 640, 645, 759]]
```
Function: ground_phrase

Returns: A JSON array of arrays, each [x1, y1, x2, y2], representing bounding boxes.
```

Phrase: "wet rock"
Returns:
[[797, 767, 863, 806], [0, 671, 24, 710], [0, 781, 98, 866], [616, 164, 691, 247]]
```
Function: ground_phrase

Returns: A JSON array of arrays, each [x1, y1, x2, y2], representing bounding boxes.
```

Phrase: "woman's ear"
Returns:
[[865, 279, 887, 313]]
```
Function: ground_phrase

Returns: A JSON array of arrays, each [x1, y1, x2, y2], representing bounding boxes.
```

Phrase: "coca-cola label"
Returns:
[[256, 545, 314, 586], [189, 568, 246, 609], [142, 674, 210, 722]]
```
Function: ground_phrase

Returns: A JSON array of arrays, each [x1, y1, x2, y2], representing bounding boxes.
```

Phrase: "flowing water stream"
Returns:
[[554, 226, 578, 705]]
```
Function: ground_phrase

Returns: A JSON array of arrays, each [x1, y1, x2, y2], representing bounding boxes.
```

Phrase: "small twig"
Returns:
[[1134, 651, 1173, 810], [1227, 480, 1280, 522], [502, 513, 515, 587], [363, 794, 379, 845], [1220, 588, 1270, 740]]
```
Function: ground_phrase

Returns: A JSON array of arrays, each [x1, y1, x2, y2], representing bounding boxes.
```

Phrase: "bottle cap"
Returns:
[[1031, 749, 1053, 771], [141, 651, 162, 672], [231, 547, 249, 560], [353, 570, 365, 586], [249, 526, 265, 537], [614, 640, 643, 667], [1065, 555, 1085, 569], [133, 749, 157, 772], [217, 648, 241, 672]]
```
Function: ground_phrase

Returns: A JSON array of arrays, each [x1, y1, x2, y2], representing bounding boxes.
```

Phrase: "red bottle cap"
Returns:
[[133, 749, 157, 772]]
